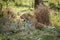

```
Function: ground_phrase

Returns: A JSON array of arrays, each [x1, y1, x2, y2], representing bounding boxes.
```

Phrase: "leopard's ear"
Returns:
[[27, 14, 30, 16], [28, 14, 30, 16], [20, 16, 23, 19]]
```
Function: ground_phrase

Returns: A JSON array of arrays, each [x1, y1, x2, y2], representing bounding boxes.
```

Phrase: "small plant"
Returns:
[[41, 35, 57, 40]]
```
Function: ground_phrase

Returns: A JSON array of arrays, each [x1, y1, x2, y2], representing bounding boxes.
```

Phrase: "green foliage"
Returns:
[[0, 13, 3, 18], [41, 35, 57, 40]]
